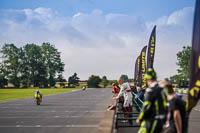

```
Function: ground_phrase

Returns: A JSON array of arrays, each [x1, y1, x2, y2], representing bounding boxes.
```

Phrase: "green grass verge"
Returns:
[[0, 88, 80, 102]]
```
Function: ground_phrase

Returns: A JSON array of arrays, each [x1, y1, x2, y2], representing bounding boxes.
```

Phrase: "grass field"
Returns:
[[0, 88, 80, 102]]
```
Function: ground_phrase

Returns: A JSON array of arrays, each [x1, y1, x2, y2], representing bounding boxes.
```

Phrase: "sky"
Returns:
[[0, 0, 196, 80]]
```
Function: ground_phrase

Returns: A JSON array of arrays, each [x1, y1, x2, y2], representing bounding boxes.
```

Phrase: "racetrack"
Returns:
[[0, 88, 112, 133]]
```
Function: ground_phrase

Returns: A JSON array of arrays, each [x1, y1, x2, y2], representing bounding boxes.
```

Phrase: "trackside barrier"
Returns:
[[97, 100, 116, 133], [114, 92, 143, 129]]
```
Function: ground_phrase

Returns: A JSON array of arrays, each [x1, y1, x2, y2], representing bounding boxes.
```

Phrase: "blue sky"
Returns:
[[0, 0, 196, 80], [0, 0, 195, 20]]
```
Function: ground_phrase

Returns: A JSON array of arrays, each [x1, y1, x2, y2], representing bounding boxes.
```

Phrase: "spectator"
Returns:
[[159, 78, 170, 88], [135, 86, 144, 101], [113, 75, 133, 122], [112, 83, 120, 94], [107, 83, 122, 111], [163, 83, 186, 133]]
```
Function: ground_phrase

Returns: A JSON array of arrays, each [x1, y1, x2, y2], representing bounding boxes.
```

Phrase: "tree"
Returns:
[[1, 44, 21, 88], [0, 43, 65, 88], [68, 73, 80, 87], [101, 76, 109, 88], [170, 46, 191, 87], [57, 62, 65, 87], [57, 74, 66, 87], [88, 75, 101, 88], [176, 46, 191, 81], [41, 43, 65, 87], [0, 63, 8, 88], [20, 47, 31, 88], [22, 44, 47, 87]]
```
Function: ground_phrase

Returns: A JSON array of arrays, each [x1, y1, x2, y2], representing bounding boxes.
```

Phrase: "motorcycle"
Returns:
[[34, 94, 42, 105], [82, 86, 86, 91]]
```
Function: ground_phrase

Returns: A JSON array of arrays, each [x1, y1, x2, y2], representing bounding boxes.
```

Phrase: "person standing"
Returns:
[[136, 68, 167, 133], [163, 83, 186, 133], [112, 83, 120, 94], [114, 75, 133, 120], [135, 86, 144, 101], [107, 83, 122, 111]]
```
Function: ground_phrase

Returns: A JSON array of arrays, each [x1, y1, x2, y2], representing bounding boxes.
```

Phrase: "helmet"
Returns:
[[120, 75, 129, 82], [144, 68, 157, 80]]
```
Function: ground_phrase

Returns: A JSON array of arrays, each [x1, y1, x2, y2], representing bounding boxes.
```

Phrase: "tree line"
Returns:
[[0, 43, 65, 88], [68, 73, 110, 88]]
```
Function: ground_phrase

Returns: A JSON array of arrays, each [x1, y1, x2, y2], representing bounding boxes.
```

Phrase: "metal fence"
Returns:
[[114, 92, 143, 129]]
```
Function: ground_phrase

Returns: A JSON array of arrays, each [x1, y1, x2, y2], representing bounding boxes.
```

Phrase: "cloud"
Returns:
[[145, 7, 194, 79], [0, 7, 194, 80]]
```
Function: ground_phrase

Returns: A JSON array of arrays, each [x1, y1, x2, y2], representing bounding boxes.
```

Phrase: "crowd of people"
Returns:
[[110, 68, 186, 133]]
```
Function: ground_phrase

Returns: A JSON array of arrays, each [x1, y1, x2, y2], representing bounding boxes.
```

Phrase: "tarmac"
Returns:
[[1, 88, 200, 133], [0, 88, 112, 133]]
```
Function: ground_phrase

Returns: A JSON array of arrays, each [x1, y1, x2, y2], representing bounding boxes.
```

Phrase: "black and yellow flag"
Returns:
[[134, 56, 140, 86], [147, 25, 156, 69], [187, 0, 200, 112], [138, 46, 147, 89]]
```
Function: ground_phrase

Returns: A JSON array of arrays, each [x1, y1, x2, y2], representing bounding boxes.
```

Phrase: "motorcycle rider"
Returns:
[[82, 86, 86, 91], [35, 89, 42, 101], [136, 68, 167, 133]]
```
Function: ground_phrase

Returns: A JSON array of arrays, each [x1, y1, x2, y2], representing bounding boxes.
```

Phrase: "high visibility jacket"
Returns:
[[35, 94, 40, 98], [138, 82, 167, 126], [34, 93, 42, 99]]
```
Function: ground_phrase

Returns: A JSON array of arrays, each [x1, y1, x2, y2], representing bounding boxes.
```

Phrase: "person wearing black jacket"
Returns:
[[163, 83, 186, 133], [136, 68, 167, 133]]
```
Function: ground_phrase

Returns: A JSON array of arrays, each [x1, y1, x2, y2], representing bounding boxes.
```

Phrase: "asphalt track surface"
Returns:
[[0, 88, 112, 133]]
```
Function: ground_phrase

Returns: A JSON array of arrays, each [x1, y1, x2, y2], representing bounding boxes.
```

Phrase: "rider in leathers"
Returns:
[[137, 68, 167, 133]]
